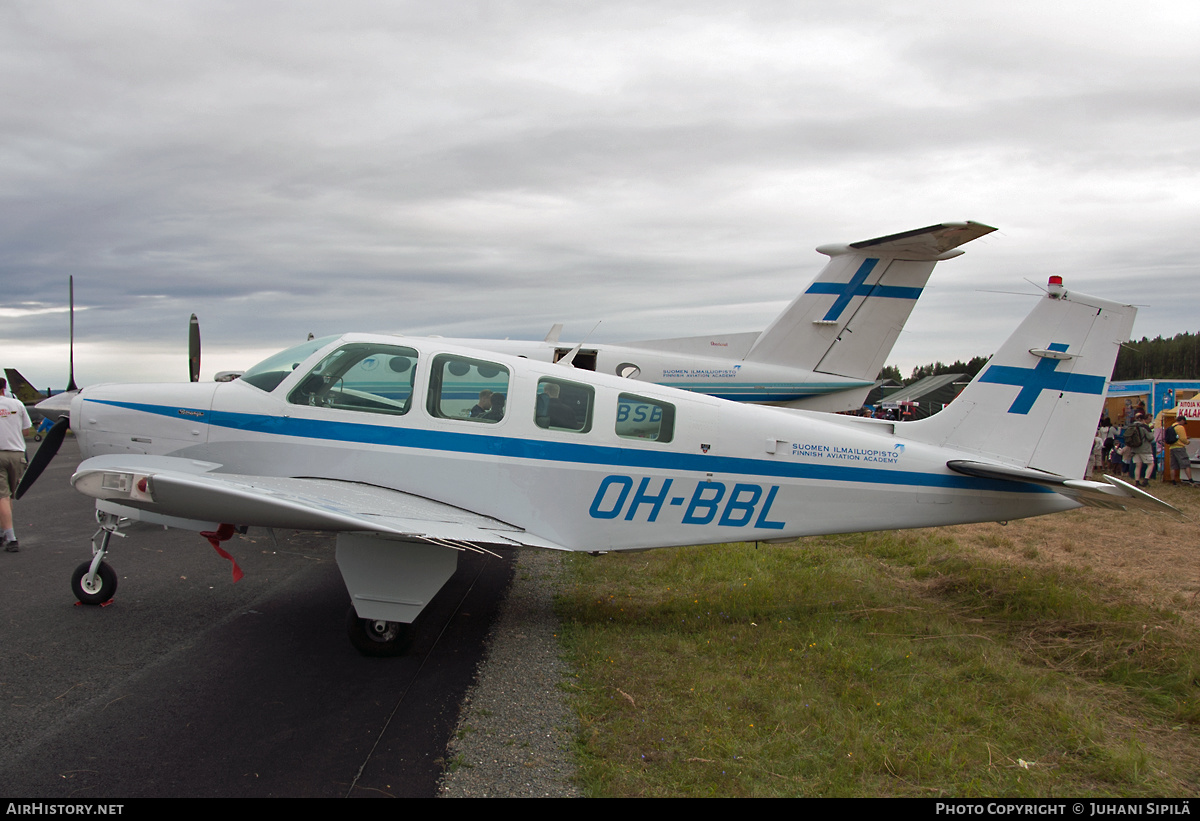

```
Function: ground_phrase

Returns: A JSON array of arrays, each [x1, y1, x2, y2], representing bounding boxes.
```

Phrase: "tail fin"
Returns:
[[3, 368, 47, 404], [743, 221, 996, 379], [906, 278, 1135, 479]]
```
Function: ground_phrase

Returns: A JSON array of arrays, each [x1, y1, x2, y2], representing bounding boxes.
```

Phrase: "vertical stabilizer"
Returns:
[[905, 278, 1135, 478], [744, 221, 996, 380], [3, 369, 47, 404]]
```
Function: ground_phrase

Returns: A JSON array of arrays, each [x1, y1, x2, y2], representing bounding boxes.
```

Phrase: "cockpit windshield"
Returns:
[[240, 335, 340, 393]]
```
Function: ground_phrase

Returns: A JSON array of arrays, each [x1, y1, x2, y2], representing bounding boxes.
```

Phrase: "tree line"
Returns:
[[878, 356, 990, 386], [1113, 332, 1200, 380], [878, 332, 1200, 386]]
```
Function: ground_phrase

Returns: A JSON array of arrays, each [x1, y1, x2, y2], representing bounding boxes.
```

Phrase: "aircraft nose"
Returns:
[[70, 381, 220, 460]]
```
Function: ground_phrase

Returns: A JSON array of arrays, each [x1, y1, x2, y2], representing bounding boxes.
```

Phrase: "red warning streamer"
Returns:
[[200, 523, 244, 583]]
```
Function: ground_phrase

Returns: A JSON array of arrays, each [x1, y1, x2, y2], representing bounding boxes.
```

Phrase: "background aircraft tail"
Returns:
[[905, 278, 1135, 479], [625, 222, 995, 391], [4, 368, 47, 403], [742, 221, 996, 380]]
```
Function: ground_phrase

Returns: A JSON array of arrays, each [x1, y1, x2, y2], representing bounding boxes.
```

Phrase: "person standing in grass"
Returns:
[[1166, 413, 1193, 485], [1127, 412, 1155, 487], [1087, 429, 1104, 479]]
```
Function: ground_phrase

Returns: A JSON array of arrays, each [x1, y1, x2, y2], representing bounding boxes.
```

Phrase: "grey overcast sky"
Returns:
[[3, 1, 1198, 390]]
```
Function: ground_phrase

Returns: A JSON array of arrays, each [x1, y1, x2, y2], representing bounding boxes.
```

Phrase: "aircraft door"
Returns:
[[554, 348, 598, 371]]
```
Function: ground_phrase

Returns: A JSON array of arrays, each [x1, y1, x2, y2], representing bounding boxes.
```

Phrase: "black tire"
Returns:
[[71, 561, 118, 605], [33, 434, 42, 442], [345, 606, 413, 657]]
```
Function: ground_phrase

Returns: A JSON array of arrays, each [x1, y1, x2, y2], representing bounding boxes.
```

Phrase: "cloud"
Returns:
[[1, 2, 1196, 387]]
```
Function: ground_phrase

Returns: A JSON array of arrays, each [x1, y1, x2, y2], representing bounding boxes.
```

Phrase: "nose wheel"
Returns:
[[71, 560, 118, 605], [346, 606, 414, 657]]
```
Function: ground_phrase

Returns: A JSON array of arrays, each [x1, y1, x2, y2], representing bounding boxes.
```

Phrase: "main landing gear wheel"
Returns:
[[346, 606, 413, 657], [71, 561, 118, 605]]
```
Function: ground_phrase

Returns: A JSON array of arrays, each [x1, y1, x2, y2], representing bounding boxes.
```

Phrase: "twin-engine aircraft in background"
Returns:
[[192, 221, 995, 412], [403, 221, 997, 412], [21, 261, 1178, 656]]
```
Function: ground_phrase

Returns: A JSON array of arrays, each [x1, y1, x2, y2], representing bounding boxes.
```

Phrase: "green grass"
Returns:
[[555, 533, 1200, 797]]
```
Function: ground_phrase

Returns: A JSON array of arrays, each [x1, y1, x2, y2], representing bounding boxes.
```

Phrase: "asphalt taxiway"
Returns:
[[0, 437, 513, 797]]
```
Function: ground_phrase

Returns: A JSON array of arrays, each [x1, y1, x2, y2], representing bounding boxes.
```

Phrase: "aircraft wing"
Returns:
[[71, 455, 566, 551], [947, 460, 1183, 519]]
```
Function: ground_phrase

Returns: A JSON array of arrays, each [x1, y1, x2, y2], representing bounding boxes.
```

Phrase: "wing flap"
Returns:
[[947, 459, 1183, 519], [71, 455, 566, 550]]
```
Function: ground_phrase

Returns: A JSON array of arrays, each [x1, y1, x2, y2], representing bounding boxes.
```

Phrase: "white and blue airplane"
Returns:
[[22, 272, 1176, 656], [424, 221, 996, 412]]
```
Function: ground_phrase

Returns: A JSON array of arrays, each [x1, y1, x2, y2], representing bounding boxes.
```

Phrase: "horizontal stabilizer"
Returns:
[[838, 221, 998, 260], [948, 460, 1182, 519]]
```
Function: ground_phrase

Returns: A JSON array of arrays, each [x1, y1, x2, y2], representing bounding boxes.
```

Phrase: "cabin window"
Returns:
[[241, 335, 339, 393], [615, 393, 675, 442], [287, 343, 418, 415], [427, 354, 510, 423], [535, 377, 593, 433]]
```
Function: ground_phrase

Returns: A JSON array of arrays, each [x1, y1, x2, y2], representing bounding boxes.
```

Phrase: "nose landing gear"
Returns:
[[71, 510, 126, 606]]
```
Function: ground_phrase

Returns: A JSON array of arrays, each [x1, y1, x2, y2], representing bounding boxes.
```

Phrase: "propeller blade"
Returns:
[[189, 313, 201, 383], [15, 416, 69, 500], [66, 276, 78, 392]]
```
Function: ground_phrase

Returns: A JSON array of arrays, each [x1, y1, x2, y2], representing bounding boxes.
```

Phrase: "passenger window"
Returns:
[[428, 355, 510, 423], [535, 378, 593, 433], [615, 393, 674, 442], [287, 343, 418, 415]]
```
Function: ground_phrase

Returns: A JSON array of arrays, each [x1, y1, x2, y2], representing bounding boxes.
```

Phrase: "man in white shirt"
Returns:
[[0, 377, 33, 552]]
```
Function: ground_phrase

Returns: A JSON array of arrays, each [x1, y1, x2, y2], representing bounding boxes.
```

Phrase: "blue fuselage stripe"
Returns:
[[87, 399, 1045, 495]]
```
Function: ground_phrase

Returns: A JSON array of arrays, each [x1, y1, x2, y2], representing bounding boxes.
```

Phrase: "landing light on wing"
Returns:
[[78, 471, 155, 503]]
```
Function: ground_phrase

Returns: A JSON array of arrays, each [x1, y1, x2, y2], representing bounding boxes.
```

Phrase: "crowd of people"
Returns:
[[1089, 403, 1194, 486]]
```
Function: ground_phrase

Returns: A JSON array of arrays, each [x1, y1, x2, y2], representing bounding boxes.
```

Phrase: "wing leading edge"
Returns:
[[71, 455, 567, 551]]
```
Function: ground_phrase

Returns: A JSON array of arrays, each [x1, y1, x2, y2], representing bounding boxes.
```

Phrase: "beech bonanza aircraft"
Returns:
[[20, 268, 1178, 656]]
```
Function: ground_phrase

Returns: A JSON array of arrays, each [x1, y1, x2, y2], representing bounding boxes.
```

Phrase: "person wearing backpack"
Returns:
[[1128, 412, 1154, 487], [1165, 413, 1193, 486]]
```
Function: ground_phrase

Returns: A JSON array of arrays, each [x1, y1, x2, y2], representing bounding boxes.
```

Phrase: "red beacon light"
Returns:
[[1047, 275, 1065, 298]]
